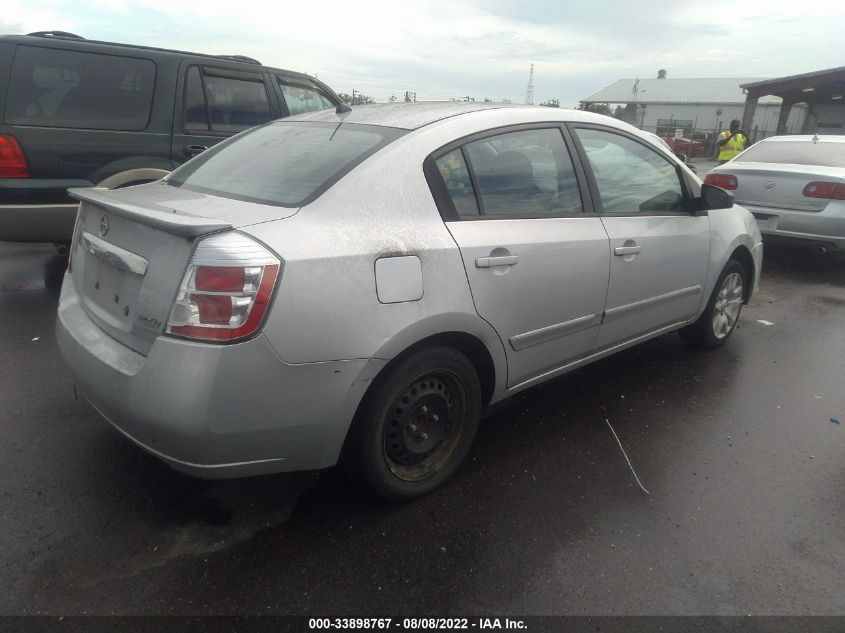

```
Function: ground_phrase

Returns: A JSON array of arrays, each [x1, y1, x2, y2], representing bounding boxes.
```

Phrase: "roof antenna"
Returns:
[[336, 103, 352, 114]]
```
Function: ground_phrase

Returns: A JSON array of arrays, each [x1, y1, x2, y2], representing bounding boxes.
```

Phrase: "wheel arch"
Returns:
[[729, 244, 755, 302], [369, 330, 500, 409]]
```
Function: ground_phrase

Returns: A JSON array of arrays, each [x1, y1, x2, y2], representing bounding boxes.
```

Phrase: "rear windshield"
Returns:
[[736, 140, 845, 168], [166, 121, 406, 207]]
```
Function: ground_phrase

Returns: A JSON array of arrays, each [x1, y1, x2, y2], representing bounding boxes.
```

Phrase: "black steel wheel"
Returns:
[[347, 346, 482, 501]]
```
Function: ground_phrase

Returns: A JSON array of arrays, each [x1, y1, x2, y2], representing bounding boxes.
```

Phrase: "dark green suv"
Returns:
[[0, 31, 341, 242]]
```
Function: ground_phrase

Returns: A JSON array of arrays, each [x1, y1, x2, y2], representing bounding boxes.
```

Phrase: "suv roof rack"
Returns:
[[27, 31, 85, 39], [214, 54, 261, 65]]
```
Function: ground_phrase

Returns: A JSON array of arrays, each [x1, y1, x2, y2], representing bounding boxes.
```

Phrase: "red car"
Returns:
[[659, 135, 706, 162]]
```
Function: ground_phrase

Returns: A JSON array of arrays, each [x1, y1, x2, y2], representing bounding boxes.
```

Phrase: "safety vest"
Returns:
[[718, 131, 747, 162]]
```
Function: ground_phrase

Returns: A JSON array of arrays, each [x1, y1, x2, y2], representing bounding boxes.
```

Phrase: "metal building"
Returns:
[[579, 77, 807, 141]]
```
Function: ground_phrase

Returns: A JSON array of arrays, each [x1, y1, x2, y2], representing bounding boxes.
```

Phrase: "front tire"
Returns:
[[680, 259, 746, 348], [347, 347, 482, 501]]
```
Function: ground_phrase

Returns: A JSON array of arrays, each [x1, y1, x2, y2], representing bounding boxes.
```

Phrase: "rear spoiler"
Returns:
[[69, 187, 233, 239]]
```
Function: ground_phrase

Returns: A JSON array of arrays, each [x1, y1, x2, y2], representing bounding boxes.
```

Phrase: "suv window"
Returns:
[[183, 67, 273, 133], [167, 121, 405, 207], [5, 45, 155, 131], [278, 80, 335, 115], [574, 127, 685, 213], [463, 128, 583, 216]]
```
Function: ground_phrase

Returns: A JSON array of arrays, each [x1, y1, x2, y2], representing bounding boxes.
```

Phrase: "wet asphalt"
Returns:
[[1, 239, 843, 616]]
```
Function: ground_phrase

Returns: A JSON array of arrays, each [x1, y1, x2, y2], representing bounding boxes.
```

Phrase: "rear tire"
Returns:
[[680, 259, 746, 348], [347, 347, 482, 501]]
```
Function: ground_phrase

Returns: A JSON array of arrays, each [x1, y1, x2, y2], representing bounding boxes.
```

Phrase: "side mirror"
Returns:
[[700, 183, 734, 210]]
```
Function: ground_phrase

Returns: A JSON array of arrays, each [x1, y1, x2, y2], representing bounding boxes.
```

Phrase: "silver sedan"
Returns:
[[706, 134, 845, 253], [56, 103, 762, 500]]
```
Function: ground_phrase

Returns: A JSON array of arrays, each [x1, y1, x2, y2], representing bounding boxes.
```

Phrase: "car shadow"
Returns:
[[760, 241, 845, 287]]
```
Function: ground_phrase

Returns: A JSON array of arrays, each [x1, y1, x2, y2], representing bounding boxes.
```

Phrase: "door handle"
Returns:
[[476, 255, 519, 268], [614, 245, 643, 256], [182, 144, 208, 158]]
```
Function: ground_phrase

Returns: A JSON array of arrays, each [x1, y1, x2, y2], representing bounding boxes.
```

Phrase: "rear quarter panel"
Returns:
[[242, 131, 508, 395]]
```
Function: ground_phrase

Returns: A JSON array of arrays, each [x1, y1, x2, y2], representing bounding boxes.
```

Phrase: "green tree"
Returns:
[[582, 102, 613, 116], [337, 92, 376, 105], [539, 98, 560, 108]]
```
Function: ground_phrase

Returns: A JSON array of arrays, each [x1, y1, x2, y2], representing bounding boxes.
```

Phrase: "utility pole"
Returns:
[[524, 64, 534, 105]]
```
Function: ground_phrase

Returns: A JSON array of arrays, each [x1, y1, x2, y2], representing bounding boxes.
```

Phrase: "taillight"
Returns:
[[704, 173, 738, 190], [802, 181, 845, 200], [0, 134, 30, 178], [165, 232, 281, 342]]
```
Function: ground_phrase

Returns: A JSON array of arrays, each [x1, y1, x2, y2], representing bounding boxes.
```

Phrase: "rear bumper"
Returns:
[[741, 201, 845, 250], [56, 274, 386, 478], [0, 203, 79, 242]]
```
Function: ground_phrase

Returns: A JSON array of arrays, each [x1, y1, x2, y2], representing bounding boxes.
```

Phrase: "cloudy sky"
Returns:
[[4, 0, 844, 106]]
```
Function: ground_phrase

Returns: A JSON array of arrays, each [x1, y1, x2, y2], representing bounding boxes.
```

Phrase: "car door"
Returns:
[[428, 126, 611, 388], [569, 124, 710, 349], [170, 62, 279, 168]]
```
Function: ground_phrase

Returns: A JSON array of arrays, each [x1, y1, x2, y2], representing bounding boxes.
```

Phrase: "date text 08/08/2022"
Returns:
[[308, 618, 528, 630]]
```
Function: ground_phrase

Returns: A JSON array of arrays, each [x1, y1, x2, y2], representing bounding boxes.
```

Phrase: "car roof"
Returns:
[[288, 101, 523, 130], [287, 102, 656, 142], [760, 135, 845, 144]]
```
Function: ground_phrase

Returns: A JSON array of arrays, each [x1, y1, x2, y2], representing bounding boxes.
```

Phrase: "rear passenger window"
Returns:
[[182, 67, 273, 134], [5, 45, 155, 131], [204, 73, 272, 133], [464, 128, 583, 216], [435, 150, 480, 217], [278, 80, 335, 115]]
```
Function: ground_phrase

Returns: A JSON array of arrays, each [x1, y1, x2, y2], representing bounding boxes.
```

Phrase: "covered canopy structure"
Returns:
[[741, 67, 845, 136]]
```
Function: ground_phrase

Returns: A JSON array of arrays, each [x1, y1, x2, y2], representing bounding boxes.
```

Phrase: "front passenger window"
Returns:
[[574, 128, 685, 213], [278, 80, 335, 115]]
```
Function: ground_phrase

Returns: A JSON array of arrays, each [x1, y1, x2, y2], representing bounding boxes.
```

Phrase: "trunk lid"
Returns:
[[724, 162, 845, 213], [68, 185, 294, 356]]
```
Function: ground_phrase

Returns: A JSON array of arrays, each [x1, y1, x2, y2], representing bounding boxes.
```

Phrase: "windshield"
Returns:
[[735, 140, 845, 168], [166, 121, 406, 207]]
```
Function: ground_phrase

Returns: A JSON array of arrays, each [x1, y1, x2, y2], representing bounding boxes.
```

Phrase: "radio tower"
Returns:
[[524, 64, 534, 105]]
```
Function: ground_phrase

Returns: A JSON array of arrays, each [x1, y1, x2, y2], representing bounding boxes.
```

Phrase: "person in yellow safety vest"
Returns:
[[717, 119, 748, 164]]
